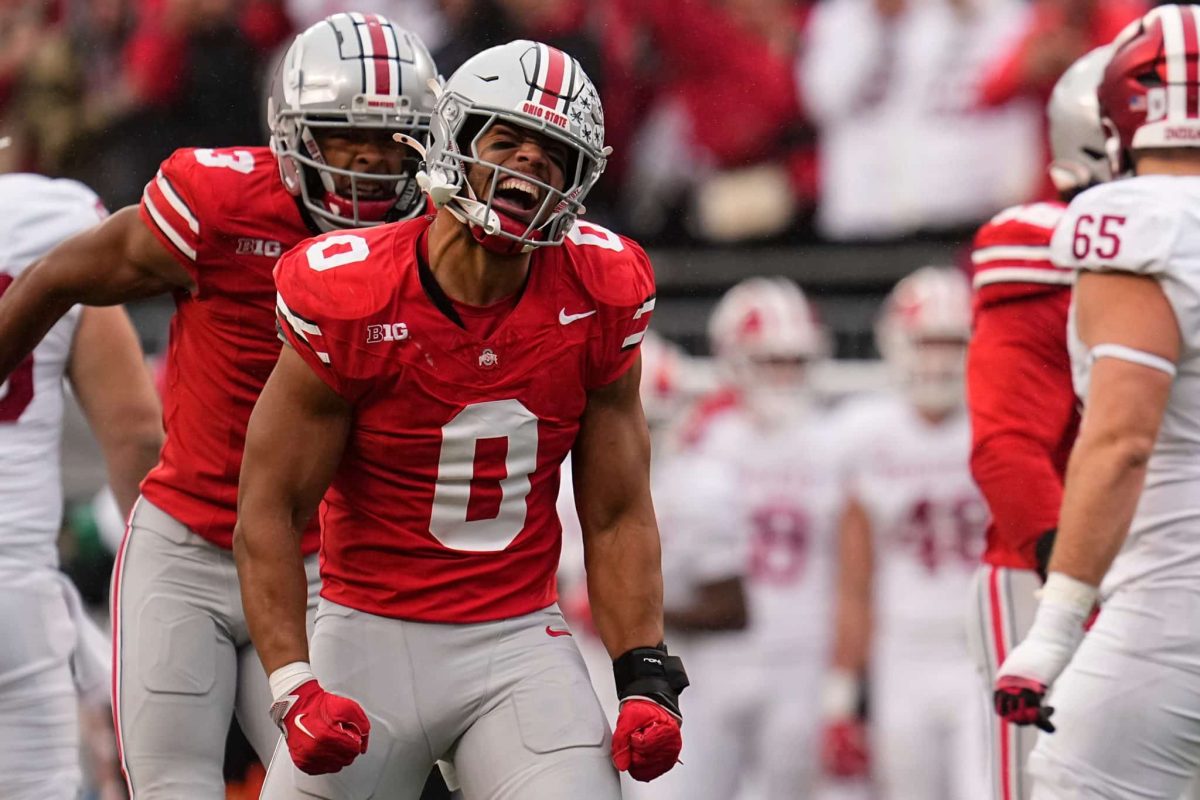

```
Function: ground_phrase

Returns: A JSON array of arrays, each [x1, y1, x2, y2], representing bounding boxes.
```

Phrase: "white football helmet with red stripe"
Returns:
[[877, 267, 972, 416], [269, 13, 438, 230], [419, 40, 610, 254], [709, 277, 826, 425], [1048, 45, 1114, 196], [1099, 5, 1200, 176]]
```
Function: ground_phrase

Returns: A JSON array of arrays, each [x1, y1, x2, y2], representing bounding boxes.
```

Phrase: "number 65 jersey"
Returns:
[[274, 215, 655, 623], [1051, 176, 1200, 597]]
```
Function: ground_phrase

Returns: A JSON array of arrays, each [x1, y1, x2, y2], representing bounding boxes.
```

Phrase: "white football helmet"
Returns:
[[417, 40, 610, 254], [269, 13, 438, 230], [877, 267, 972, 416], [709, 277, 826, 425], [1047, 45, 1115, 197]]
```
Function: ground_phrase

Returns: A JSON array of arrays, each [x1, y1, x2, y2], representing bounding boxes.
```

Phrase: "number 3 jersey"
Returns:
[[274, 215, 655, 623], [137, 146, 320, 552], [1052, 176, 1200, 597], [837, 393, 987, 647], [0, 175, 105, 568]]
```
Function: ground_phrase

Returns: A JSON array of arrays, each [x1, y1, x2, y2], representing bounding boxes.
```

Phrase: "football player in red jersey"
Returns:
[[965, 45, 1112, 800], [234, 40, 687, 798], [0, 14, 437, 798]]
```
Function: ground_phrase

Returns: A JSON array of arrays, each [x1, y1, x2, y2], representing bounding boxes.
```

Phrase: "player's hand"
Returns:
[[270, 679, 370, 775], [820, 718, 870, 778], [611, 645, 689, 781], [612, 698, 683, 781], [994, 675, 1055, 733]]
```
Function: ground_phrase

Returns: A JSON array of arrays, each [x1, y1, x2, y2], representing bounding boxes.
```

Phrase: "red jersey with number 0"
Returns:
[[274, 215, 656, 623], [137, 145, 320, 552], [967, 201, 1078, 570]]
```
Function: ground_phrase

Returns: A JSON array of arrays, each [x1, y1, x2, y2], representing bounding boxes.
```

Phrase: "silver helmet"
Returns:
[[269, 12, 438, 230], [1047, 45, 1114, 197], [418, 40, 610, 253]]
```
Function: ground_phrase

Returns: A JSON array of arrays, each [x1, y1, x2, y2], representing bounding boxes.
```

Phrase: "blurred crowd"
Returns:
[[0, 0, 1149, 247]]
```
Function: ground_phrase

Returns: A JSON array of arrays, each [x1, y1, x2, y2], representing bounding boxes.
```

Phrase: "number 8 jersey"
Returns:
[[274, 214, 655, 622]]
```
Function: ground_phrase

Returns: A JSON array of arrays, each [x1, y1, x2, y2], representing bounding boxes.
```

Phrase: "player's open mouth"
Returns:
[[489, 176, 541, 223]]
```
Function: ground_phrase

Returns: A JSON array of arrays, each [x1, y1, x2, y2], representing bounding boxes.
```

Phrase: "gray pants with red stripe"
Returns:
[[967, 565, 1041, 800], [112, 499, 320, 798], [259, 600, 621, 800]]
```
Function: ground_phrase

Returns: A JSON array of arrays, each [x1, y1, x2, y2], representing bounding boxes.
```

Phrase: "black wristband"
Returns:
[[1034, 528, 1057, 582], [613, 643, 689, 718]]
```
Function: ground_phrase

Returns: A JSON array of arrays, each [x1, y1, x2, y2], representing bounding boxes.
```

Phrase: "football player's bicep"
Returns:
[[241, 345, 352, 534], [572, 357, 654, 536]]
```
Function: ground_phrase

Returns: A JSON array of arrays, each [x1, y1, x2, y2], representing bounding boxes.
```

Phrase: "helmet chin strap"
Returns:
[[395, 132, 535, 255]]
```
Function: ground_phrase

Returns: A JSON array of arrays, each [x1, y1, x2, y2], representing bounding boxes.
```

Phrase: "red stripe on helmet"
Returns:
[[1181, 6, 1200, 116], [366, 15, 390, 94], [538, 46, 567, 109]]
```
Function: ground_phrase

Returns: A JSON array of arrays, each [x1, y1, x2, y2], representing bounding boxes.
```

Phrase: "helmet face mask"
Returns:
[[421, 41, 609, 253], [269, 13, 438, 231], [877, 267, 972, 417]]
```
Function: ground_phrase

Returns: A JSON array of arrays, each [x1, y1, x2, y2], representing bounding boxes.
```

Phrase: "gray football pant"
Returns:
[[260, 600, 621, 800], [112, 498, 320, 799]]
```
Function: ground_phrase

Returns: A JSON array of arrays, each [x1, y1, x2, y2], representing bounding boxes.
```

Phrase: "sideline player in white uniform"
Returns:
[[965, 45, 1112, 800], [650, 277, 844, 800], [0, 174, 162, 799], [827, 267, 989, 800], [995, 7, 1200, 798]]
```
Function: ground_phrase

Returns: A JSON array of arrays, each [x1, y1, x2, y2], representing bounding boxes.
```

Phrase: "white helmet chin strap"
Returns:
[[393, 130, 504, 236]]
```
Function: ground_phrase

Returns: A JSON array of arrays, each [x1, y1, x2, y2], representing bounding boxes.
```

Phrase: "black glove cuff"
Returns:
[[613, 644, 689, 718], [1034, 528, 1057, 582]]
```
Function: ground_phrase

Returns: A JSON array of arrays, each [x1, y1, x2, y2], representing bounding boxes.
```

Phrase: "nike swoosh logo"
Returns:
[[545, 625, 573, 637], [295, 713, 315, 739], [559, 308, 597, 325]]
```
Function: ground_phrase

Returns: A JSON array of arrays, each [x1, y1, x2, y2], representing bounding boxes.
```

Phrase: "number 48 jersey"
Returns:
[[274, 215, 655, 623]]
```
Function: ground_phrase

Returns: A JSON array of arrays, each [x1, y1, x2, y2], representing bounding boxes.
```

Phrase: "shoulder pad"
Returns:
[[563, 221, 656, 311], [0, 174, 106, 272], [972, 202, 1072, 300], [274, 226, 402, 325], [1050, 178, 1181, 276]]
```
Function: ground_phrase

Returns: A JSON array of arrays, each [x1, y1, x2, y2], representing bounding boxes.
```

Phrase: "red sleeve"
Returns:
[[274, 229, 398, 403], [138, 148, 205, 287], [581, 235, 657, 389], [971, 203, 1070, 308], [967, 289, 1079, 567]]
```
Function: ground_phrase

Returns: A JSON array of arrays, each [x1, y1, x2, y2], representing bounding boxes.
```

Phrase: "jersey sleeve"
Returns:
[[1049, 181, 1181, 277], [967, 288, 1078, 566], [971, 202, 1073, 307], [273, 230, 397, 402], [578, 232, 657, 390], [138, 148, 210, 288], [658, 443, 747, 586]]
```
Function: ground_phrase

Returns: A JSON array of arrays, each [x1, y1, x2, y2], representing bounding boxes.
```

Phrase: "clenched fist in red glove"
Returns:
[[820, 718, 870, 778], [269, 674, 370, 775], [610, 645, 689, 782], [612, 698, 682, 781]]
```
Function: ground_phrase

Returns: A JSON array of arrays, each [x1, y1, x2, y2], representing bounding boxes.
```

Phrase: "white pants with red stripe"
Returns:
[[968, 565, 1042, 800]]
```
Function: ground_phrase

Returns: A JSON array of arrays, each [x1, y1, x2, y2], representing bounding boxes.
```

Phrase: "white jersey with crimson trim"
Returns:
[[0, 174, 104, 568], [681, 400, 845, 660], [836, 393, 988, 647], [1052, 175, 1200, 596]]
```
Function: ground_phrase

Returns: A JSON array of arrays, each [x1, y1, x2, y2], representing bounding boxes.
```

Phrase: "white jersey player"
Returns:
[[650, 277, 845, 800], [995, 8, 1200, 797], [826, 267, 989, 800], [0, 174, 161, 799]]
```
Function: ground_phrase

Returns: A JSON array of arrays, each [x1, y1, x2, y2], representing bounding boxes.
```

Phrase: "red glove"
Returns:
[[611, 699, 682, 782], [270, 679, 370, 775], [820, 718, 870, 778], [993, 675, 1055, 733]]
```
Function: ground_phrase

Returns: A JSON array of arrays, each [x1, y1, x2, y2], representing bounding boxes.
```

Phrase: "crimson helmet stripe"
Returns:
[[364, 15, 390, 94], [538, 45, 567, 109], [1188, 5, 1200, 116], [1161, 5, 1188, 119], [378, 15, 401, 94]]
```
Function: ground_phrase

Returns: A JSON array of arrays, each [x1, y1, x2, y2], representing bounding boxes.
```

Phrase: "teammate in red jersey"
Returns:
[[0, 14, 437, 798], [234, 40, 687, 798], [964, 45, 1112, 800]]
